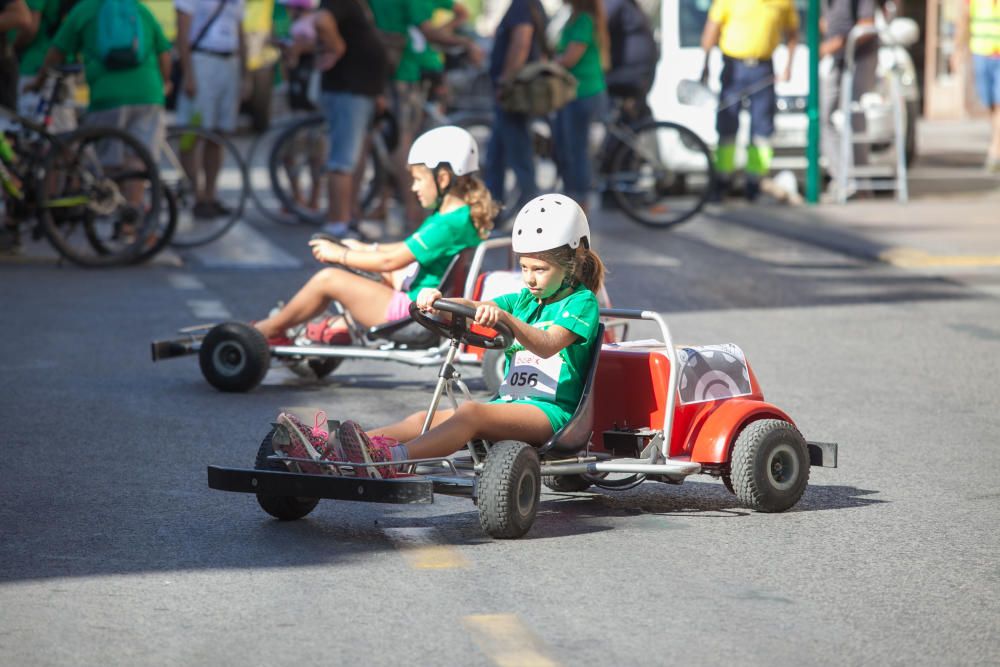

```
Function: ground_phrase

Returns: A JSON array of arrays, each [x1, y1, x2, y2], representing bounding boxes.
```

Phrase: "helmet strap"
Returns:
[[432, 166, 453, 212]]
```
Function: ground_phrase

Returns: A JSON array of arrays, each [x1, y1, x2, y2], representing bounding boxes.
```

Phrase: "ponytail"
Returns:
[[532, 244, 607, 294], [575, 246, 606, 293], [448, 173, 498, 240]]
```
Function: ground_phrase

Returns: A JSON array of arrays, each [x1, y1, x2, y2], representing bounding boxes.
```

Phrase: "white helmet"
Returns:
[[511, 194, 590, 253], [407, 125, 479, 176]]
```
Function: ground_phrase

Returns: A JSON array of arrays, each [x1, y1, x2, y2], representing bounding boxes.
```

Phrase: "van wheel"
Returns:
[[477, 440, 540, 539], [731, 419, 809, 512]]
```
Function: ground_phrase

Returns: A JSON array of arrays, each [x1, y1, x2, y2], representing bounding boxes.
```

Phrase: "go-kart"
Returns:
[[150, 237, 516, 392], [207, 298, 838, 539]]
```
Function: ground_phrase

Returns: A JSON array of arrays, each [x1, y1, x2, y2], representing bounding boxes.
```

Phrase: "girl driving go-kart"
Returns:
[[273, 193, 607, 478], [253, 125, 498, 347]]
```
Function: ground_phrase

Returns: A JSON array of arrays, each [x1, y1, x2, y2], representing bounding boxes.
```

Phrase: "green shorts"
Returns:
[[488, 396, 574, 434]]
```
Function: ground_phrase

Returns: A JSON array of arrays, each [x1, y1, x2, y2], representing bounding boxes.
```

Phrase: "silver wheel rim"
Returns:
[[516, 470, 537, 518], [213, 341, 246, 377], [767, 442, 799, 491]]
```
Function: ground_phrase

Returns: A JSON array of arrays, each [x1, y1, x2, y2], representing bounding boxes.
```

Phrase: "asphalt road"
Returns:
[[1, 198, 998, 666]]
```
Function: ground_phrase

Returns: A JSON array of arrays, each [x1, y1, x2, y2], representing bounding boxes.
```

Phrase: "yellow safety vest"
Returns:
[[970, 0, 1000, 57]]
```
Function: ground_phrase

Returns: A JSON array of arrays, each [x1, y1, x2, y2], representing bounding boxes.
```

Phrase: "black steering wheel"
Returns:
[[409, 299, 514, 350], [309, 233, 383, 283]]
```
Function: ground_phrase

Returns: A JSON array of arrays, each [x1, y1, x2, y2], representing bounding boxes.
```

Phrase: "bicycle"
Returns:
[[537, 95, 716, 229], [0, 65, 165, 266], [157, 124, 250, 248], [266, 97, 491, 227]]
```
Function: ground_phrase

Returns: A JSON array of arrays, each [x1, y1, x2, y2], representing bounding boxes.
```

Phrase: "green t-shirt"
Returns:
[[415, 0, 452, 74], [558, 12, 606, 99], [489, 285, 600, 432], [369, 0, 433, 82], [402, 204, 481, 299], [16, 0, 60, 75], [51, 0, 172, 111]]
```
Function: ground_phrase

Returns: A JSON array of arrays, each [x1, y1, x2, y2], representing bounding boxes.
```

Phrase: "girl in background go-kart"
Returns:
[[276, 194, 607, 478], [253, 125, 496, 346]]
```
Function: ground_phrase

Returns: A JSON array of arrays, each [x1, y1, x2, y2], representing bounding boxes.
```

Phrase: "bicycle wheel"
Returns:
[[607, 120, 714, 229], [268, 114, 385, 224], [37, 125, 163, 267], [162, 126, 248, 247], [87, 178, 178, 264]]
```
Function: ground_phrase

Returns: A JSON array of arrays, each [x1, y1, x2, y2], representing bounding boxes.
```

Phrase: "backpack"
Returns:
[[498, 61, 578, 116], [96, 0, 146, 70]]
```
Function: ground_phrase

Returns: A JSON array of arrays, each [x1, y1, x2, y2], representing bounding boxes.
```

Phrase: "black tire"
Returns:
[[254, 426, 320, 520], [721, 473, 735, 495], [198, 322, 271, 392], [477, 440, 541, 539], [731, 419, 810, 513], [481, 348, 506, 395], [163, 126, 249, 248], [542, 474, 593, 493], [37, 126, 163, 267], [284, 356, 344, 380], [309, 357, 343, 378], [608, 120, 713, 229]]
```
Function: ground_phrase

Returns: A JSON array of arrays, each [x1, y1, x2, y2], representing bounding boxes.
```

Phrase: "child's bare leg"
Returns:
[[255, 268, 394, 338], [369, 408, 456, 443], [401, 402, 553, 460]]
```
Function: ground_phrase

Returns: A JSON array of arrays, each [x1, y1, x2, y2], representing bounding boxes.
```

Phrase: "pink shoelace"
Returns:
[[311, 410, 329, 442]]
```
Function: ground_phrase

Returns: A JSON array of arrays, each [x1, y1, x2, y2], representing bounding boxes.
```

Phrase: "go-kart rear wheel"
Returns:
[[543, 474, 593, 492], [477, 440, 541, 539], [285, 357, 344, 380], [731, 419, 809, 512], [482, 349, 506, 395], [198, 322, 271, 392], [254, 426, 320, 520]]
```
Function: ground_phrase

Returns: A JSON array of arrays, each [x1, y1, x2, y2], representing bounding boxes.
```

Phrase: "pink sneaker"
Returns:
[[304, 316, 352, 345], [275, 411, 330, 474], [339, 420, 398, 479]]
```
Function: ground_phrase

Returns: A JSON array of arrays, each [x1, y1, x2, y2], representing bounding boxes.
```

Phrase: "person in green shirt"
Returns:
[[369, 0, 481, 230], [13, 0, 77, 132], [254, 126, 497, 345], [322, 193, 607, 479], [553, 0, 609, 214], [33, 0, 172, 159]]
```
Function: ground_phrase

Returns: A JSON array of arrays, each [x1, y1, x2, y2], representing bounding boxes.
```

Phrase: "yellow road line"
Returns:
[[879, 247, 1000, 268], [383, 527, 469, 569], [463, 614, 561, 667]]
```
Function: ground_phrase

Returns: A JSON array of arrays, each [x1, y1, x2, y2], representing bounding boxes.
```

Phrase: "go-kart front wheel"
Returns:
[[254, 427, 320, 520], [477, 440, 541, 539], [731, 419, 809, 512], [198, 322, 270, 392]]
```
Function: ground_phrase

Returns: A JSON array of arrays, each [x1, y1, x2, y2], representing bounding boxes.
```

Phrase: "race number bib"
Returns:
[[498, 350, 563, 400]]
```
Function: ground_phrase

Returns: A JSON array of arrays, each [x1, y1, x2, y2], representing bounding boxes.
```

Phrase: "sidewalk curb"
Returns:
[[706, 204, 894, 264]]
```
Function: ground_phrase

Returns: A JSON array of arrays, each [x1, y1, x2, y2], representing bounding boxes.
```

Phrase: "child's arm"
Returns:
[[308, 238, 416, 273], [478, 305, 578, 359], [416, 290, 579, 359]]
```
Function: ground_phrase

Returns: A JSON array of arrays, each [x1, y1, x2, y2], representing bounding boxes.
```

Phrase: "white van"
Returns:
[[648, 0, 920, 174]]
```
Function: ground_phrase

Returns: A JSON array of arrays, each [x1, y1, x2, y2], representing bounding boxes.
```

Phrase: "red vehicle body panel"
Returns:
[[590, 348, 794, 464]]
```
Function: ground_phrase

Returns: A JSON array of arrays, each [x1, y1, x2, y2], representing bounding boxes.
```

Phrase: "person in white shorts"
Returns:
[[175, 0, 246, 219]]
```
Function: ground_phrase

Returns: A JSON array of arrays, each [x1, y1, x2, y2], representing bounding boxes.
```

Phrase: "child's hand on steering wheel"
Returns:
[[475, 303, 504, 328], [416, 288, 443, 313], [309, 238, 345, 264]]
